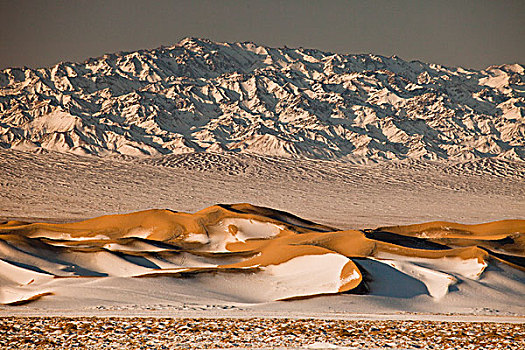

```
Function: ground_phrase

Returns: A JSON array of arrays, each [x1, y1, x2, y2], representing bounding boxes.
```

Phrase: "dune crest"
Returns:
[[0, 204, 523, 305]]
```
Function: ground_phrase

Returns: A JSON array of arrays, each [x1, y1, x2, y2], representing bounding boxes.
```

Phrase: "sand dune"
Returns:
[[376, 221, 525, 268], [1, 204, 523, 307]]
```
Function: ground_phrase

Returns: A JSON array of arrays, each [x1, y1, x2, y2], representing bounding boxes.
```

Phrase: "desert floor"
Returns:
[[1, 316, 524, 349], [1, 149, 523, 229]]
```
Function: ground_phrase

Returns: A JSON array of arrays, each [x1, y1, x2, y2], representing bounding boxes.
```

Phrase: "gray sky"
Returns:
[[1, 0, 523, 70]]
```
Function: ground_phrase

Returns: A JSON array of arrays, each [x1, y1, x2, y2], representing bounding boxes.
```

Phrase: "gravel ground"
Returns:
[[1, 317, 523, 349]]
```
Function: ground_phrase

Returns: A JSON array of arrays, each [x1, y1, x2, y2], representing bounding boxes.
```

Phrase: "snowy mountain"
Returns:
[[0, 37, 524, 162]]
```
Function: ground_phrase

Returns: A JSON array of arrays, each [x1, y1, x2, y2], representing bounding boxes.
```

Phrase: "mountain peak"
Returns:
[[177, 36, 215, 47]]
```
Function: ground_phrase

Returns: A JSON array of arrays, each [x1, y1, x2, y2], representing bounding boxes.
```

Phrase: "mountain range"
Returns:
[[1, 37, 523, 162]]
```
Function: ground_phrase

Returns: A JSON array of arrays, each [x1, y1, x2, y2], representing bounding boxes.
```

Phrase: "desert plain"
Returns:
[[0, 150, 524, 349]]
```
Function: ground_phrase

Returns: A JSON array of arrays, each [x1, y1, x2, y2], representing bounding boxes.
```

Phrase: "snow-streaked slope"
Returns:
[[1, 38, 523, 161]]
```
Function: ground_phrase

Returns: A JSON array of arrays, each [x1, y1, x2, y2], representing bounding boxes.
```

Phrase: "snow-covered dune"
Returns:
[[0, 38, 523, 162], [0, 204, 523, 308]]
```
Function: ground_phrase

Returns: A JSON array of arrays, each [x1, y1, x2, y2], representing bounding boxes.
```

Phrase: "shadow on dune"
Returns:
[[353, 258, 429, 298], [363, 230, 452, 250]]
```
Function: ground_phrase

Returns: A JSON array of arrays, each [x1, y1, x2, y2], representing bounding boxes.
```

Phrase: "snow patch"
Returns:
[[263, 253, 352, 298]]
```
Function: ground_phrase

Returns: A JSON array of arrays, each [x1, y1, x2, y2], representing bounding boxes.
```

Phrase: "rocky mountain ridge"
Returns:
[[1, 37, 524, 162]]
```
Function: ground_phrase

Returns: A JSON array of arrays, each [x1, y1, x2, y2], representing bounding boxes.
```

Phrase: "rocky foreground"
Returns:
[[1, 317, 523, 349]]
